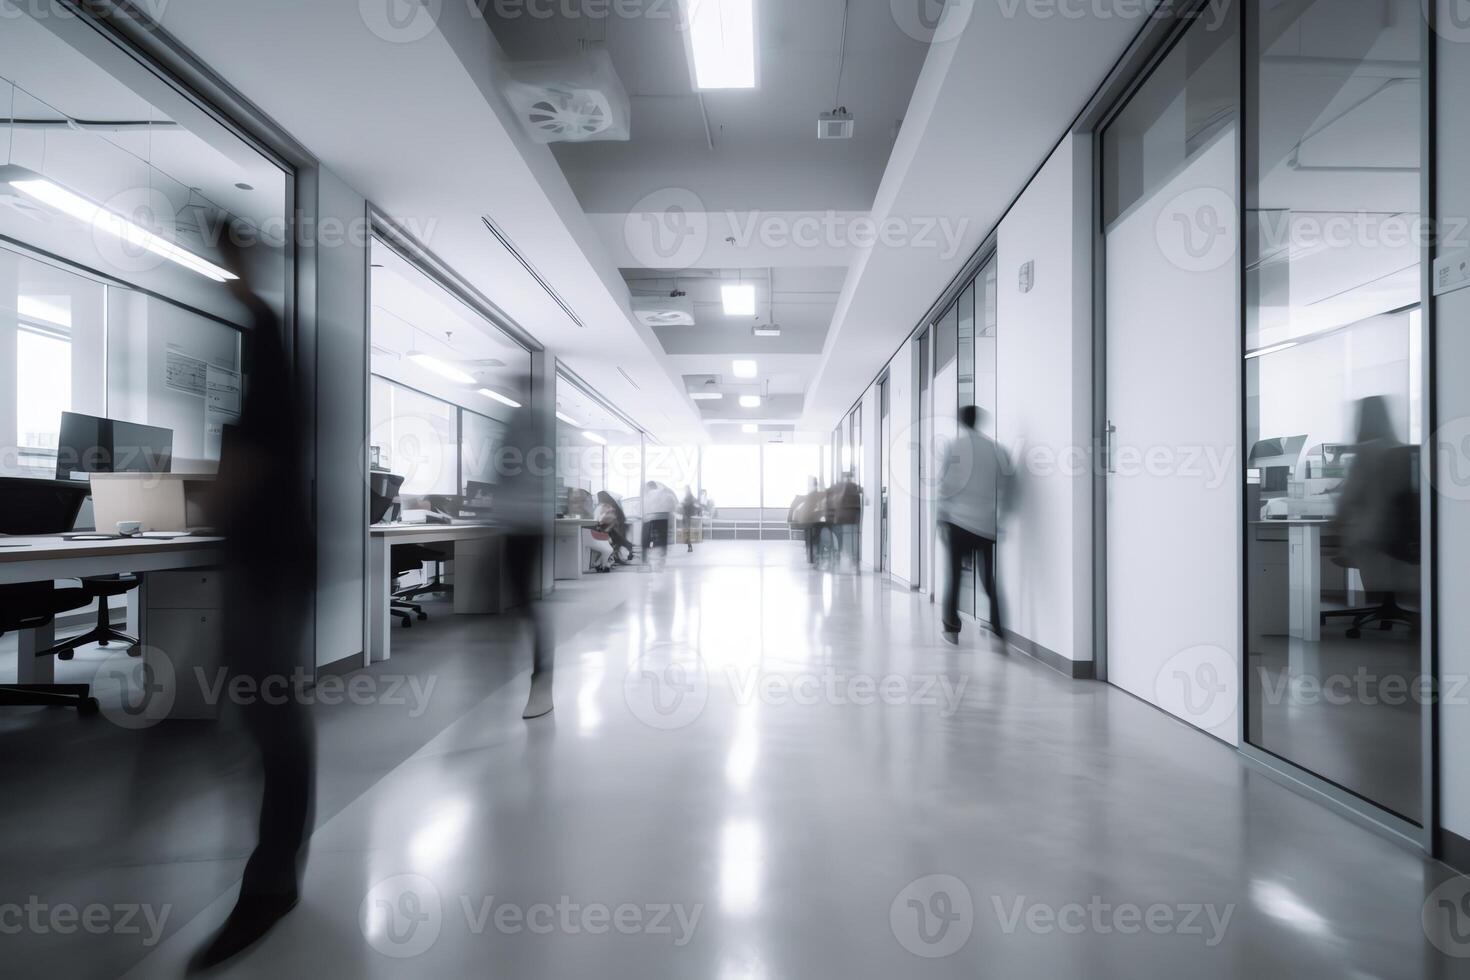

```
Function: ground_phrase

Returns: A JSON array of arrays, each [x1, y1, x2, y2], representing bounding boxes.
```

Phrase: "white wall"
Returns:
[[1435, 23, 1470, 847], [887, 340, 916, 587], [995, 133, 1094, 665]]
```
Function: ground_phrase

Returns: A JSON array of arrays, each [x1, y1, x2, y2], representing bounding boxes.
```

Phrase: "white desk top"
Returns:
[[0, 534, 225, 585], [0, 534, 225, 562], [370, 523, 498, 540]]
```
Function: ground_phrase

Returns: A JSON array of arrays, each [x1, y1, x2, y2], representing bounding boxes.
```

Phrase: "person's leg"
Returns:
[[505, 534, 553, 718], [940, 522, 963, 637], [978, 536, 1003, 635]]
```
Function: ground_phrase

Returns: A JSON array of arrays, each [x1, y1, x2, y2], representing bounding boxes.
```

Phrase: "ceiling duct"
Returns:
[[501, 48, 631, 144], [631, 293, 696, 327]]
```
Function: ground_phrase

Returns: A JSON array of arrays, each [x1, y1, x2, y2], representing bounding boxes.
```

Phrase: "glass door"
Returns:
[[1242, 0, 1425, 826], [879, 376, 891, 575]]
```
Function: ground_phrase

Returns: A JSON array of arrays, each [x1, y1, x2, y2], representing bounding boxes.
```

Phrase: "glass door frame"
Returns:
[[1086, 0, 1439, 855]]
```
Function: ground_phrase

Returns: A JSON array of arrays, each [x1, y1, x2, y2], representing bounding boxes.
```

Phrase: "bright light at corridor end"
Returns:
[[682, 0, 757, 90], [732, 359, 758, 379]]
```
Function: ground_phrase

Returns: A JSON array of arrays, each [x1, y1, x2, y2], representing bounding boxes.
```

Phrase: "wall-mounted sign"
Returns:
[[1434, 249, 1470, 297], [1018, 260, 1035, 294]]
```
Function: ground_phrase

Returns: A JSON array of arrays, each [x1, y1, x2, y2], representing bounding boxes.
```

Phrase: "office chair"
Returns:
[[395, 544, 453, 603], [391, 545, 441, 628], [42, 575, 141, 660], [1321, 557, 1420, 639], [0, 582, 100, 715]]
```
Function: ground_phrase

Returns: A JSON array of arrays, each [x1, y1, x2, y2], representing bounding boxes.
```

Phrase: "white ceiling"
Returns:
[[140, 0, 1173, 445]]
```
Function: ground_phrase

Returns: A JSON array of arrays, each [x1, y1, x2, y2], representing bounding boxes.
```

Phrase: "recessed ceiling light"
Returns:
[[556, 412, 581, 426], [732, 359, 758, 379], [739, 395, 762, 409], [691, 392, 724, 401], [478, 388, 522, 409], [683, 0, 756, 90], [408, 353, 476, 385], [583, 431, 608, 445], [722, 284, 757, 316]]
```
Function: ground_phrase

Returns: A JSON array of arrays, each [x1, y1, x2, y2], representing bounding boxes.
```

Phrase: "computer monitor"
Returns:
[[56, 412, 173, 481], [369, 472, 405, 525]]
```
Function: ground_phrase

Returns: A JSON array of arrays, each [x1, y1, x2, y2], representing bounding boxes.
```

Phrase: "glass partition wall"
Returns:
[[1243, 0, 1425, 825], [368, 236, 532, 508], [554, 372, 644, 518]]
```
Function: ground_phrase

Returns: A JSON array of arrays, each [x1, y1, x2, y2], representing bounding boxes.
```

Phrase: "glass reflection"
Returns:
[[1244, 0, 1423, 823]]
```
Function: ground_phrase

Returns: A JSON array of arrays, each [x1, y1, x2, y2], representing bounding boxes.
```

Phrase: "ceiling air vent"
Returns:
[[501, 49, 631, 145]]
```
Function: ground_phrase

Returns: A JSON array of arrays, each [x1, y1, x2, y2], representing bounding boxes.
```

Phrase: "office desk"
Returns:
[[368, 524, 503, 665], [0, 535, 225, 717], [1252, 519, 1333, 642], [553, 519, 599, 581]]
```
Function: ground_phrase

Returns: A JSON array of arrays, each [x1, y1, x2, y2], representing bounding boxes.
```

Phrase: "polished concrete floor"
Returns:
[[4, 541, 1467, 978]]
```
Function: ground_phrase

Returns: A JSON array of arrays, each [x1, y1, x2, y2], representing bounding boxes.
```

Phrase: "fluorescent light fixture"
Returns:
[[556, 411, 581, 426], [683, 0, 757, 90], [691, 392, 724, 401], [478, 388, 522, 409], [582, 431, 608, 445], [739, 395, 762, 409], [722, 284, 757, 316], [7, 171, 237, 282], [1245, 341, 1301, 360], [732, 359, 758, 379], [742, 423, 759, 434], [408, 353, 476, 385]]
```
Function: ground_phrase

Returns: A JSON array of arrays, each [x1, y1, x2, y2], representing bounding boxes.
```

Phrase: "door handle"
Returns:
[[1104, 421, 1117, 475]]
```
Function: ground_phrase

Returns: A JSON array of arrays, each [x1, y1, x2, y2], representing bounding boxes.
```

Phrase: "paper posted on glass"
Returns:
[[204, 362, 243, 458], [164, 344, 207, 397]]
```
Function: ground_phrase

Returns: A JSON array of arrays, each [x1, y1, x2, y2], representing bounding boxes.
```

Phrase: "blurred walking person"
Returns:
[[937, 406, 1004, 645], [192, 247, 315, 970], [681, 486, 698, 553], [496, 401, 557, 718], [641, 481, 678, 570]]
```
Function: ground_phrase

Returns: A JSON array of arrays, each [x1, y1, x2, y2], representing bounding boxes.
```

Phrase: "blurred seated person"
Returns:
[[1331, 395, 1420, 630], [588, 528, 615, 573], [595, 491, 635, 564]]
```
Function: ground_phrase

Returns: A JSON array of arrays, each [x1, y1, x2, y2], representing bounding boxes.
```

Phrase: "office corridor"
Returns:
[[92, 540, 1458, 979]]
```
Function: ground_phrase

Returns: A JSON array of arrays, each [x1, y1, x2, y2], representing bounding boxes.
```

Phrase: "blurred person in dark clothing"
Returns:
[[936, 406, 1004, 645], [495, 400, 556, 718], [191, 251, 315, 971], [681, 486, 698, 553], [641, 481, 678, 568]]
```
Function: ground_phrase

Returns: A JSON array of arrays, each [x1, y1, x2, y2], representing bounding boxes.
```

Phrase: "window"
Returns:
[[646, 445, 699, 494], [701, 445, 760, 508], [762, 444, 822, 509], [370, 378, 460, 496]]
